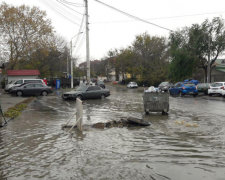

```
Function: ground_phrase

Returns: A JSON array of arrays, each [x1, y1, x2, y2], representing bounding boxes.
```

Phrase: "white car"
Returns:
[[208, 82, 225, 96], [221, 86, 225, 97], [5, 79, 44, 92], [127, 82, 138, 88]]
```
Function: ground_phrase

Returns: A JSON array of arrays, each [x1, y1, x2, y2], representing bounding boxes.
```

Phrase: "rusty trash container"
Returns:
[[143, 91, 169, 115]]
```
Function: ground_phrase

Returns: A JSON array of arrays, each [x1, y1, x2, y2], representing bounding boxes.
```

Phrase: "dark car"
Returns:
[[62, 84, 110, 100], [158, 82, 173, 92], [10, 83, 53, 96], [97, 80, 105, 89], [169, 82, 198, 97], [196, 83, 211, 95]]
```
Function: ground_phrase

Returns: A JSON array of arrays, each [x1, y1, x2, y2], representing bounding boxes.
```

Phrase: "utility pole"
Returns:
[[67, 52, 69, 77], [85, 0, 90, 83], [207, 34, 211, 83], [70, 40, 74, 88]]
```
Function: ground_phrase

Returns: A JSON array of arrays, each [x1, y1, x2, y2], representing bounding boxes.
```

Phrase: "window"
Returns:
[[15, 80, 23, 84], [87, 86, 101, 91], [24, 80, 42, 83], [24, 84, 35, 88], [34, 84, 44, 88]]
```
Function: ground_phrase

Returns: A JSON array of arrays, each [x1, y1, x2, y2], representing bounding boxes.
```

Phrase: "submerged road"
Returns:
[[0, 85, 225, 180]]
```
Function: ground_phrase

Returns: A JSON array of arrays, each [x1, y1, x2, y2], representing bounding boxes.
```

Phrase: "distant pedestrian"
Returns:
[[43, 78, 47, 85]]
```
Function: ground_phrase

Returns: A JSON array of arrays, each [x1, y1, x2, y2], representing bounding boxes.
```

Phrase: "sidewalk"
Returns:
[[0, 89, 29, 113]]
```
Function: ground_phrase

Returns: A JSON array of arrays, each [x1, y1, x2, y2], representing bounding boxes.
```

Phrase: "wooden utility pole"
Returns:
[[84, 0, 90, 83]]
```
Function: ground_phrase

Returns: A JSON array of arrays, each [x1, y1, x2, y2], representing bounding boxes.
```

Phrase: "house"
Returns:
[[6, 69, 40, 83], [211, 59, 225, 82]]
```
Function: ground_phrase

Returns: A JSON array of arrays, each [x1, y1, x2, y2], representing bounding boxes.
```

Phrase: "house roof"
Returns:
[[7, 70, 40, 76]]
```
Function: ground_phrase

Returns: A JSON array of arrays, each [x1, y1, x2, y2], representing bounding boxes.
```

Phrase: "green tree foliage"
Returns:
[[131, 33, 169, 85], [169, 17, 225, 82], [96, 33, 169, 86], [169, 28, 197, 81]]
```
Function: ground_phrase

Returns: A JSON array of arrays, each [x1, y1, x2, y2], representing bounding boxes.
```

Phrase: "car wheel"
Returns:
[[179, 91, 183, 97], [101, 94, 105, 99], [77, 95, 83, 100], [209, 94, 212, 96], [162, 111, 168, 115], [17, 91, 23, 97], [42, 91, 48, 96]]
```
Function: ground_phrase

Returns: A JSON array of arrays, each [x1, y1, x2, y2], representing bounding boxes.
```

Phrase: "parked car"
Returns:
[[5, 79, 44, 92], [62, 84, 110, 100], [97, 80, 105, 89], [197, 83, 211, 95], [169, 82, 198, 97], [127, 82, 138, 88], [158, 82, 173, 92], [10, 83, 53, 96], [184, 79, 199, 85], [208, 82, 225, 96], [221, 87, 225, 97]]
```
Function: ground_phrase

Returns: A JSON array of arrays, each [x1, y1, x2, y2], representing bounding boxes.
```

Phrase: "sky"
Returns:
[[1, 0, 225, 64]]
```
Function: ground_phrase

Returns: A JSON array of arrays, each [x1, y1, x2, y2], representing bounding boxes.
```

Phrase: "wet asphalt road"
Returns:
[[0, 85, 225, 180]]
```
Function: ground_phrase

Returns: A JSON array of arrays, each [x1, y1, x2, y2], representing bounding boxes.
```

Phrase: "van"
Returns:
[[5, 79, 44, 92]]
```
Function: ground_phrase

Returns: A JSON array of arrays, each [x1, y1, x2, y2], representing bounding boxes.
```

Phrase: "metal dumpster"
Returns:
[[143, 92, 169, 115]]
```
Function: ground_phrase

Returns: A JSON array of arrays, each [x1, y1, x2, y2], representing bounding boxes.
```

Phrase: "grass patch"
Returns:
[[4, 97, 34, 119]]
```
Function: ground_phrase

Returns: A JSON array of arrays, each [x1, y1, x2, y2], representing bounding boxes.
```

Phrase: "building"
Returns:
[[6, 70, 40, 83], [211, 59, 225, 82]]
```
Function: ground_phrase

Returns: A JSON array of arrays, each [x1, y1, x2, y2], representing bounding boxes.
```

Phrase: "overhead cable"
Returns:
[[41, 0, 81, 25], [56, 0, 83, 15], [59, 0, 84, 7], [94, 0, 172, 32], [73, 14, 85, 53], [92, 11, 225, 24]]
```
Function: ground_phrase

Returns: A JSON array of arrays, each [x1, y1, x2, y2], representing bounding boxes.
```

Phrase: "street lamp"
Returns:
[[70, 32, 83, 88]]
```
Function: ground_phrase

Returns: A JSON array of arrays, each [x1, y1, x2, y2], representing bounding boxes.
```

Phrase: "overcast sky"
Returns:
[[1, 0, 225, 64]]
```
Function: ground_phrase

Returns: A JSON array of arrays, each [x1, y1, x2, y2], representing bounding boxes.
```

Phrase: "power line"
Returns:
[[41, 0, 81, 26], [58, 0, 84, 7], [94, 0, 172, 32], [73, 14, 85, 54], [91, 11, 225, 24], [56, 0, 83, 15]]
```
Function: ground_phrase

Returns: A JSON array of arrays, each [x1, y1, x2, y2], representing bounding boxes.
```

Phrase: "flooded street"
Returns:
[[1, 85, 225, 180]]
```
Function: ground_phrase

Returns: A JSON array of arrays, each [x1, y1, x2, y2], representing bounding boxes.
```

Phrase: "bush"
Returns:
[[4, 103, 27, 118]]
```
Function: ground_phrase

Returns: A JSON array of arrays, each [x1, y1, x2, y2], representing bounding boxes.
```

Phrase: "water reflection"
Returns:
[[0, 85, 225, 179]]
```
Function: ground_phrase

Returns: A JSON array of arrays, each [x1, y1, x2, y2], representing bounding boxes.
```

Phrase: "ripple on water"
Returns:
[[1, 87, 225, 180]]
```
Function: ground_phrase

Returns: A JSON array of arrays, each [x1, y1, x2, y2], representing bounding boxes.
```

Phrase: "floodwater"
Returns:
[[1, 85, 225, 180]]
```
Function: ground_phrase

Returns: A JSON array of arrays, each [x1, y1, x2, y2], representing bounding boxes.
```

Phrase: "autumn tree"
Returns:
[[0, 3, 54, 69]]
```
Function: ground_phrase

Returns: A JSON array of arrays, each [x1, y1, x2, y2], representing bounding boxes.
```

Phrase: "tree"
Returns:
[[169, 17, 225, 82], [0, 3, 54, 69], [169, 28, 197, 81], [131, 33, 169, 85]]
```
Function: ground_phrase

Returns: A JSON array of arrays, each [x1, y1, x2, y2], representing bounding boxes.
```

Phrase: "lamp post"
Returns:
[[70, 32, 83, 88]]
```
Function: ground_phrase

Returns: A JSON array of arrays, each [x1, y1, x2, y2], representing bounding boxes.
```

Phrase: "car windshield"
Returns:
[[184, 83, 195, 87], [76, 85, 87, 91], [8, 81, 15, 84], [159, 82, 169, 86], [97, 81, 104, 84], [211, 83, 223, 87]]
